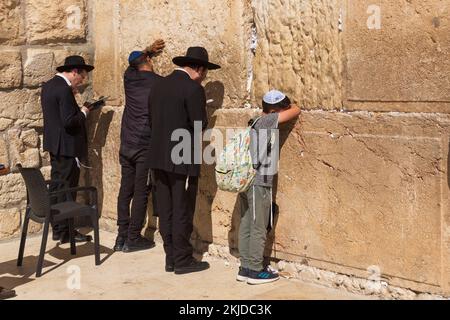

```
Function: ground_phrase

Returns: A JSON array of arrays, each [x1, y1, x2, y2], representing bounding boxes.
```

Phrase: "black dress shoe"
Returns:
[[122, 236, 155, 253], [114, 235, 126, 252], [174, 260, 210, 275], [165, 264, 174, 272], [60, 230, 93, 244], [0, 287, 16, 300]]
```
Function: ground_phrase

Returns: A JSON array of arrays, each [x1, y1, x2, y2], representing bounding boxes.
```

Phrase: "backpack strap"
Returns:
[[248, 116, 262, 128]]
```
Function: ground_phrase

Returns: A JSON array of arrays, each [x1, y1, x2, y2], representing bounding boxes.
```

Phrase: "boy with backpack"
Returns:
[[237, 90, 301, 285]]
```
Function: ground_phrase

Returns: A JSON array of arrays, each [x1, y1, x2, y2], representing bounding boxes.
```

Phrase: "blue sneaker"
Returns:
[[247, 267, 279, 285], [236, 267, 250, 282]]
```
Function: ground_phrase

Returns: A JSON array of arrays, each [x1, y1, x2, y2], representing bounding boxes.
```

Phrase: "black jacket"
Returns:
[[41, 76, 87, 159], [121, 67, 162, 148], [148, 70, 207, 177]]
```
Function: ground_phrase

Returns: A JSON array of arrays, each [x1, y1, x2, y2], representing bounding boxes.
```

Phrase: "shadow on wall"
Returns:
[[83, 109, 115, 227], [191, 80, 225, 256], [226, 118, 298, 266]]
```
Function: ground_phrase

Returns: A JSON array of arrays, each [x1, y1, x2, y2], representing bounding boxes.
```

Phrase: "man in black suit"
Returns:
[[114, 39, 165, 253], [41, 55, 94, 244], [149, 47, 220, 274]]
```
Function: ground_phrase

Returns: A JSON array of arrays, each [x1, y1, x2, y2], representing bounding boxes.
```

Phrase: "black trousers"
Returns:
[[153, 169, 198, 268], [117, 145, 151, 240], [50, 154, 80, 234]]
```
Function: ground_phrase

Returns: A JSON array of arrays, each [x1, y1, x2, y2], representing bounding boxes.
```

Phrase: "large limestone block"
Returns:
[[23, 49, 55, 87], [0, 0, 25, 45], [345, 0, 450, 109], [0, 208, 21, 239], [252, 0, 343, 109], [0, 89, 30, 120], [26, 0, 87, 44], [0, 119, 14, 131], [0, 50, 22, 89], [7, 128, 41, 170], [21, 129, 39, 148], [98, 0, 253, 108], [0, 89, 42, 127], [0, 172, 26, 209]]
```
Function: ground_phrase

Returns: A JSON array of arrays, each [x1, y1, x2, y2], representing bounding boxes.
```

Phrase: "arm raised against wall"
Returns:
[[278, 104, 301, 124], [144, 39, 166, 57]]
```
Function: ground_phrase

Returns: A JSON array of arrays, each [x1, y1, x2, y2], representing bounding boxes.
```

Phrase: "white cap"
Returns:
[[263, 90, 286, 104]]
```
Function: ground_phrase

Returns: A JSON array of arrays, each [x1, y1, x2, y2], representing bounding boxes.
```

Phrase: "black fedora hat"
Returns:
[[56, 55, 94, 73], [172, 47, 221, 70]]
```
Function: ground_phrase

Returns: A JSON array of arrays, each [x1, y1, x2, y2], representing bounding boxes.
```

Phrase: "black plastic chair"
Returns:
[[16, 164, 100, 277]]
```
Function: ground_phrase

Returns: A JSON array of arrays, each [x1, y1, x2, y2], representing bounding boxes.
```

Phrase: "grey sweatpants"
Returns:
[[238, 184, 272, 271]]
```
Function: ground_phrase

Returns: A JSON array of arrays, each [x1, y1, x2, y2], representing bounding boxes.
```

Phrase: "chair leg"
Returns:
[[91, 214, 100, 266], [36, 218, 50, 277], [17, 208, 31, 266], [68, 218, 76, 255]]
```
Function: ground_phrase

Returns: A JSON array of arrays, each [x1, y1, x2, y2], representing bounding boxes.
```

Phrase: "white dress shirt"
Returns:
[[56, 73, 87, 118]]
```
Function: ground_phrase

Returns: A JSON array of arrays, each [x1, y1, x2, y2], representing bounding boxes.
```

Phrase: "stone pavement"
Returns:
[[0, 230, 371, 300]]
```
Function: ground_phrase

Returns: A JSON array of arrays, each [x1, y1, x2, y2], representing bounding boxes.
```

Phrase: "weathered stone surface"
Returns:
[[26, 0, 87, 44], [345, 0, 450, 109], [0, 0, 25, 45], [252, 0, 343, 109], [21, 129, 39, 148], [0, 89, 42, 128], [0, 172, 26, 209], [0, 118, 14, 131], [0, 90, 27, 120], [0, 208, 21, 239], [23, 49, 55, 87], [93, 0, 253, 108], [7, 128, 41, 169], [0, 50, 22, 88], [0, 89, 38, 120], [0, 135, 9, 167]]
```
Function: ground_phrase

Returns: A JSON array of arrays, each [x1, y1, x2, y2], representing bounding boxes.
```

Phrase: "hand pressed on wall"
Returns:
[[146, 39, 165, 57]]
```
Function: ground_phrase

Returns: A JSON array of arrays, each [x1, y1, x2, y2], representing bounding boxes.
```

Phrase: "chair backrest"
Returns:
[[17, 164, 50, 218]]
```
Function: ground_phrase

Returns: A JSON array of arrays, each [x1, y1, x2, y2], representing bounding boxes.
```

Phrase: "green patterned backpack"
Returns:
[[215, 118, 260, 193]]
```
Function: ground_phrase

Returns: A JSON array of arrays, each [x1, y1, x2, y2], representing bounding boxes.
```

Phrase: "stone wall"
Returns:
[[0, 0, 94, 238], [87, 0, 450, 295], [1, 0, 450, 296]]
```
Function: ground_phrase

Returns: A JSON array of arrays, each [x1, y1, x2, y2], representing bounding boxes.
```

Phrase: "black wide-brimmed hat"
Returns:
[[172, 47, 221, 70], [56, 55, 94, 72]]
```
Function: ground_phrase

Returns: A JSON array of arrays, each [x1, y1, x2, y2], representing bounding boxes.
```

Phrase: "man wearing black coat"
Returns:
[[148, 47, 220, 274], [41, 55, 94, 244], [114, 39, 165, 253]]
